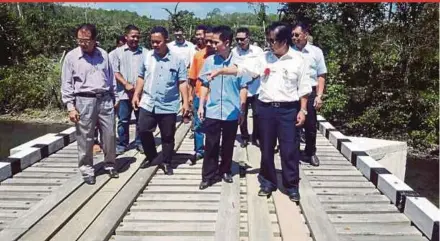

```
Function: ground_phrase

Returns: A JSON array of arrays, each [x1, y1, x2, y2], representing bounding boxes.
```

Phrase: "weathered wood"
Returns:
[[123, 211, 218, 222], [1, 178, 64, 186], [303, 170, 362, 176], [309, 181, 375, 188], [307, 176, 367, 182], [328, 213, 411, 224], [318, 195, 391, 204], [0, 185, 55, 193], [245, 143, 275, 241], [21, 167, 78, 174], [144, 186, 222, 194], [130, 202, 219, 213], [0, 201, 36, 210], [301, 165, 356, 171], [298, 168, 341, 241], [0, 192, 47, 201], [323, 203, 398, 214], [111, 236, 215, 241], [334, 223, 423, 236], [136, 193, 219, 202], [77, 122, 189, 241], [148, 179, 220, 186], [11, 172, 73, 179], [312, 187, 381, 195], [339, 235, 429, 241], [115, 222, 216, 236], [214, 141, 241, 241]]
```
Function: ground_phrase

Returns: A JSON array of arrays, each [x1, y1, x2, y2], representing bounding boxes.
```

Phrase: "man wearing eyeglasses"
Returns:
[[203, 22, 312, 202], [132, 26, 190, 175], [61, 24, 119, 185], [112, 25, 148, 156], [292, 23, 327, 167], [232, 27, 264, 148], [187, 25, 215, 164]]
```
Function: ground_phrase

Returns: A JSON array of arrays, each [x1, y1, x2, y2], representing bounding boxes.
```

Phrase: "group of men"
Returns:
[[61, 21, 326, 202]]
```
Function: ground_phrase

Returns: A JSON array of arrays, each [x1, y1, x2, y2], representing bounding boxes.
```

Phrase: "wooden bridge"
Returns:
[[0, 113, 438, 241]]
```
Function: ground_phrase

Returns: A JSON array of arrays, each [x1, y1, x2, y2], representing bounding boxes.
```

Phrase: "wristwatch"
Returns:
[[300, 109, 308, 115]]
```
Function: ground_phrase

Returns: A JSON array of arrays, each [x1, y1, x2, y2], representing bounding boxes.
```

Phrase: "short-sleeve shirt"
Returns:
[[111, 44, 147, 100], [188, 48, 209, 98], [199, 53, 250, 121], [138, 49, 188, 114], [292, 43, 327, 87], [167, 40, 197, 69], [231, 45, 264, 96]]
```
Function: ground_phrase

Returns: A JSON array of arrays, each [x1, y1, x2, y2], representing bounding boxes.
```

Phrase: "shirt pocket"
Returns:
[[169, 68, 178, 81], [282, 68, 298, 91]]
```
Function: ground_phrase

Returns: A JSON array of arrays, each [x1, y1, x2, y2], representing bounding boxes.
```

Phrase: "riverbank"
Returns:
[[0, 108, 71, 125]]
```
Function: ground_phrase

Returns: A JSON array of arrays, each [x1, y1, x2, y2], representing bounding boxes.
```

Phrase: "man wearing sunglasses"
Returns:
[[232, 27, 264, 148], [132, 26, 190, 175], [61, 24, 119, 185], [292, 23, 327, 167], [203, 22, 312, 202], [188, 25, 215, 164]]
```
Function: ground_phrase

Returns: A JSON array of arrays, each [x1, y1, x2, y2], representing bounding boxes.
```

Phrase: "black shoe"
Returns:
[[258, 187, 272, 198], [241, 139, 249, 148], [191, 152, 203, 165], [310, 155, 319, 166], [163, 164, 173, 175], [140, 158, 151, 169], [199, 181, 211, 190], [288, 187, 300, 202], [136, 145, 145, 154], [84, 175, 96, 185], [222, 173, 233, 183], [108, 169, 119, 178]]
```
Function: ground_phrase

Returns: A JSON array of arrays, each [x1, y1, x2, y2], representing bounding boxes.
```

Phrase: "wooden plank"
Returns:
[[148, 179, 221, 186], [11, 172, 74, 179], [77, 122, 189, 241], [50, 150, 142, 241], [214, 141, 241, 241], [303, 170, 362, 176], [309, 181, 374, 188], [0, 201, 36, 210], [307, 176, 367, 182], [298, 168, 341, 241], [143, 186, 222, 194], [245, 143, 275, 241], [0, 210, 25, 218], [115, 222, 216, 236], [111, 236, 215, 241], [0, 192, 47, 201], [323, 203, 398, 214], [136, 193, 220, 202], [130, 202, 219, 212], [339, 235, 429, 241], [1, 178, 64, 186], [312, 188, 380, 195], [318, 195, 391, 204], [301, 165, 356, 171], [334, 223, 423, 236], [123, 211, 217, 222], [20, 167, 78, 174], [328, 213, 411, 224], [0, 185, 55, 193], [32, 162, 77, 168]]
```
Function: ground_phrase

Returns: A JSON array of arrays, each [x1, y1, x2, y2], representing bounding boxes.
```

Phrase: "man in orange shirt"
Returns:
[[188, 25, 215, 164]]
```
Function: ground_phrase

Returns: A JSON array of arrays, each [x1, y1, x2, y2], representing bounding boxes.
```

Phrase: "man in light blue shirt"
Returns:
[[112, 25, 147, 155], [197, 25, 249, 190], [292, 22, 327, 167], [132, 26, 189, 175]]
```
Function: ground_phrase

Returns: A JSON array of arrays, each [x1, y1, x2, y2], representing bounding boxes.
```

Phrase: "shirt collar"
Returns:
[[173, 40, 189, 47], [268, 47, 295, 61], [77, 47, 101, 59], [292, 42, 311, 53], [123, 44, 143, 53], [152, 48, 172, 61], [215, 51, 233, 64]]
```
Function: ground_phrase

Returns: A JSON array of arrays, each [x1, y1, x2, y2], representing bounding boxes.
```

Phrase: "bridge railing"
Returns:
[[317, 114, 439, 241]]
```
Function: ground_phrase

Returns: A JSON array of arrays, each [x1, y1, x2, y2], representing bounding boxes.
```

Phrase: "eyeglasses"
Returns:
[[235, 37, 246, 42], [76, 38, 94, 44], [205, 40, 214, 44]]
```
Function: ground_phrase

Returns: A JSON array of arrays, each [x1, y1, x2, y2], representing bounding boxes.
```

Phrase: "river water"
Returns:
[[0, 120, 71, 158]]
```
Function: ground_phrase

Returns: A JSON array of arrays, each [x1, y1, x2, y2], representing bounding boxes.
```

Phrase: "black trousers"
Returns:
[[202, 118, 238, 181], [304, 87, 317, 156], [257, 100, 300, 193], [138, 108, 176, 164], [239, 95, 259, 142]]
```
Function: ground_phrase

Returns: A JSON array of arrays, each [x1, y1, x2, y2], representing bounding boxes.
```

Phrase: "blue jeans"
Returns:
[[193, 96, 205, 155], [117, 99, 140, 149]]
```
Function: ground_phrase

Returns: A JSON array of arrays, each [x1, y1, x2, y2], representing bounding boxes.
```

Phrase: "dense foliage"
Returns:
[[0, 3, 438, 156]]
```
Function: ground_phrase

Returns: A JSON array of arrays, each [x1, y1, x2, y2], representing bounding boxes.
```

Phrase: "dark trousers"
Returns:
[[239, 95, 259, 142], [138, 108, 176, 164], [202, 118, 238, 181], [257, 100, 300, 193], [304, 87, 317, 156]]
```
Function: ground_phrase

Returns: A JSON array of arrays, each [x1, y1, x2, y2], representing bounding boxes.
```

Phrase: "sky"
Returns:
[[64, 2, 283, 20]]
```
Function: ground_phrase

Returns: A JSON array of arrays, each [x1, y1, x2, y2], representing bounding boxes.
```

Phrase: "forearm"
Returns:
[[220, 65, 239, 76], [199, 86, 209, 107], [134, 77, 144, 97], [239, 88, 247, 111], [115, 72, 129, 86], [179, 81, 189, 104], [316, 75, 326, 96], [300, 95, 308, 110], [187, 81, 194, 97]]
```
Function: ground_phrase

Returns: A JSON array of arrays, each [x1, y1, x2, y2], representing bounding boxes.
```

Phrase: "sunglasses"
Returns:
[[235, 37, 247, 42], [292, 33, 301, 38]]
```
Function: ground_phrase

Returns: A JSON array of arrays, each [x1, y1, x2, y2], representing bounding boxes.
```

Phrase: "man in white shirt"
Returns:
[[167, 26, 197, 69], [232, 27, 264, 148], [205, 22, 312, 202], [292, 23, 327, 167]]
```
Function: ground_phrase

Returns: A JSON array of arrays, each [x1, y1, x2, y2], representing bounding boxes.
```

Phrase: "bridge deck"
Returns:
[[0, 115, 430, 241]]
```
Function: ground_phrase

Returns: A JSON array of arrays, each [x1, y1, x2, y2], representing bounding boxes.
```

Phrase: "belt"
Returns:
[[75, 92, 111, 98], [258, 100, 298, 108]]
